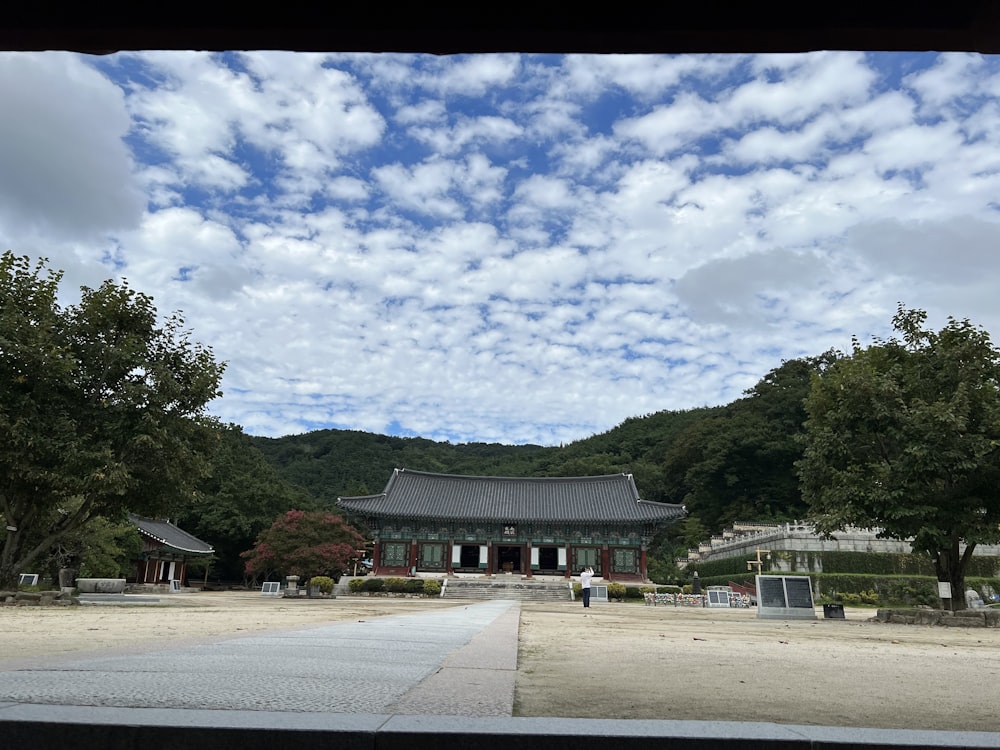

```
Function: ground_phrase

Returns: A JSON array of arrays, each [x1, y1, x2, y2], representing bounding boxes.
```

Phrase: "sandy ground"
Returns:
[[1, 593, 998, 732]]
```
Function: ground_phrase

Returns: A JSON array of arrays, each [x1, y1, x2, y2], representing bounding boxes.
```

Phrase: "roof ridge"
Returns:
[[397, 467, 631, 482]]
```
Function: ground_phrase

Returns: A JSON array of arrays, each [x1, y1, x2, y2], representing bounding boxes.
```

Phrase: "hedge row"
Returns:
[[347, 577, 442, 596], [694, 572, 1000, 607], [691, 551, 1000, 579]]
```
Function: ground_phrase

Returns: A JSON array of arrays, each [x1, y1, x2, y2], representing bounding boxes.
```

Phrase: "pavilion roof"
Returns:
[[129, 514, 214, 555], [337, 468, 685, 525]]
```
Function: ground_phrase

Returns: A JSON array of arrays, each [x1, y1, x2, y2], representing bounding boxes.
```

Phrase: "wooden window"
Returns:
[[419, 543, 445, 570], [612, 548, 637, 573], [382, 542, 408, 567]]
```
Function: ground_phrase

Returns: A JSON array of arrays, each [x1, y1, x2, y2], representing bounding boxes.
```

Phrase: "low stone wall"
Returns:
[[874, 607, 1000, 627], [76, 578, 126, 594], [0, 590, 78, 607]]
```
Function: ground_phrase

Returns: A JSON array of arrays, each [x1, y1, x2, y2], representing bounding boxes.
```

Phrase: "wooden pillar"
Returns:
[[409, 540, 418, 576], [524, 542, 532, 578], [640, 547, 648, 581], [371, 540, 382, 576], [601, 546, 611, 581]]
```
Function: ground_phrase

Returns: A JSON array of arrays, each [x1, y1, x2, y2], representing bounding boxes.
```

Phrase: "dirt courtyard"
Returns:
[[1, 593, 997, 732]]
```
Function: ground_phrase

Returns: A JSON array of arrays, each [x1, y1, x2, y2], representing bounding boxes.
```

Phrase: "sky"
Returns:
[[2, 51, 999, 446]]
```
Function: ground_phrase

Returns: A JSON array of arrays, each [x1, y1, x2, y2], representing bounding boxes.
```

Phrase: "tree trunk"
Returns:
[[934, 540, 975, 611], [0, 531, 25, 590]]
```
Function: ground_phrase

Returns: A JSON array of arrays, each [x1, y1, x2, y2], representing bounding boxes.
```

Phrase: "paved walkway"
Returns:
[[0, 599, 519, 716]]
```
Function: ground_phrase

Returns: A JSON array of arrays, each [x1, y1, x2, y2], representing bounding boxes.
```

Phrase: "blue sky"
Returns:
[[2, 51, 999, 445]]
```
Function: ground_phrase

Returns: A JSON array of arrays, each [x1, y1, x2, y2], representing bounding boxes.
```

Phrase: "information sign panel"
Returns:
[[756, 575, 817, 620], [261, 581, 281, 596], [706, 589, 731, 607]]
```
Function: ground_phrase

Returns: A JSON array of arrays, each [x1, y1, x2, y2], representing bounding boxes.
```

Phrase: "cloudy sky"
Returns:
[[2, 51, 999, 445]]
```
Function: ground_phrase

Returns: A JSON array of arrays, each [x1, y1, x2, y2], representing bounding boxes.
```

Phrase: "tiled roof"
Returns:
[[337, 468, 685, 524], [129, 514, 214, 555]]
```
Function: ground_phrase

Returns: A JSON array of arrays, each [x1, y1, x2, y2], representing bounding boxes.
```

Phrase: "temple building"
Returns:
[[129, 514, 214, 586], [337, 469, 685, 582]]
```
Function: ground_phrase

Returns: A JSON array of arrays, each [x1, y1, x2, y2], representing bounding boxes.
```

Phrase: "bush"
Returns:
[[836, 589, 879, 606], [361, 577, 385, 592], [423, 579, 442, 596], [624, 586, 646, 599], [310, 576, 334, 595], [383, 577, 408, 593], [404, 578, 425, 594], [607, 582, 626, 601], [348, 578, 366, 593]]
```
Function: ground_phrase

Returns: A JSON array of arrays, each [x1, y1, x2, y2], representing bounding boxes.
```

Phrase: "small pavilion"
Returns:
[[129, 514, 214, 586], [337, 469, 685, 582]]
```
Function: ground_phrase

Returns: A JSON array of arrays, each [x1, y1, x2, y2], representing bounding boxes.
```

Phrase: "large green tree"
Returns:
[[0, 252, 225, 588], [177, 423, 320, 580], [662, 355, 834, 534], [798, 306, 1000, 610]]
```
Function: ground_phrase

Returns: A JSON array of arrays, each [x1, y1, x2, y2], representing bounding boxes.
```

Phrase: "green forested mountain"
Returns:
[[249, 406, 717, 507]]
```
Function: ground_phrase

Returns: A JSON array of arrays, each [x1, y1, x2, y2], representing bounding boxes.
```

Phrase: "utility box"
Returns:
[[823, 603, 846, 619]]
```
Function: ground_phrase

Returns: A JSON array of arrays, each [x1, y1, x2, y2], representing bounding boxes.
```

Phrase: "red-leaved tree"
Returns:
[[241, 510, 366, 584]]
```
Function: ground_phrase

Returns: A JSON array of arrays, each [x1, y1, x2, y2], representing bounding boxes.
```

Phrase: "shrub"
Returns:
[[607, 582, 626, 601], [837, 589, 879, 606], [361, 577, 385, 592], [383, 577, 408, 593], [423, 579, 442, 596], [310, 576, 334, 595], [404, 578, 425, 594], [348, 577, 366, 593]]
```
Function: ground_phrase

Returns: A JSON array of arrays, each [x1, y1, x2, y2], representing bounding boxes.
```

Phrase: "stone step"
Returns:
[[441, 579, 573, 602]]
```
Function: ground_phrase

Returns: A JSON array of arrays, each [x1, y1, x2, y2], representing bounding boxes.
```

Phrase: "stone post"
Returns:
[[284, 575, 299, 598], [58, 568, 77, 595]]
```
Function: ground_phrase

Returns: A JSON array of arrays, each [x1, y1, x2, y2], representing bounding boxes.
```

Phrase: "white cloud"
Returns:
[[4, 50, 1000, 447], [0, 53, 144, 242]]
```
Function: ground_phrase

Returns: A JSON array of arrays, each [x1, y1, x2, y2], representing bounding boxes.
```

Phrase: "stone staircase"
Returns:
[[441, 578, 573, 602]]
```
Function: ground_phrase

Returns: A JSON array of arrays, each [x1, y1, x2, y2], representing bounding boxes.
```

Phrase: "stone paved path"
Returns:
[[0, 599, 518, 716]]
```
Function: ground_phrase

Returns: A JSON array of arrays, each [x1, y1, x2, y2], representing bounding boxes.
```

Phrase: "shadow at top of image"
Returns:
[[3, 4, 1000, 54]]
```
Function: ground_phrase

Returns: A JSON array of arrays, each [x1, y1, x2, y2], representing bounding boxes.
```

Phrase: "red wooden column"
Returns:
[[371, 540, 382, 576], [601, 546, 611, 581], [640, 547, 648, 581]]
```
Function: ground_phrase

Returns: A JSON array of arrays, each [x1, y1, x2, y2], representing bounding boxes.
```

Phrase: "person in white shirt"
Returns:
[[580, 566, 594, 608]]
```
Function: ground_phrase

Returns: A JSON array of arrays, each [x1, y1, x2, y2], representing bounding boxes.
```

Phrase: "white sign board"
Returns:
[[937, 581, 952, 599], [261, 581, 281, 596]]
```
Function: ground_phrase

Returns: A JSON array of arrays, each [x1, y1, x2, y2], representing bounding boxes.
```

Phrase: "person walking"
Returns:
[[580, 566, 594, 608]]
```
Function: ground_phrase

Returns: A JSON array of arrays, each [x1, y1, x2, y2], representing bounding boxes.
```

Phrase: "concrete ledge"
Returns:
[[2, 704, 999, 750]]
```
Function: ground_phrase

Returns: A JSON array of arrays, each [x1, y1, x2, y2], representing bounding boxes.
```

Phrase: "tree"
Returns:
[[177, 423, 320, 580], [0, 252, 225, 589], [241, 510, 366, 585], [662, 355, 834, 534], [798, 306, 1000, 610]]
